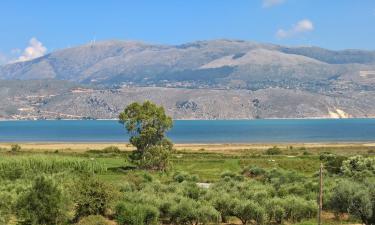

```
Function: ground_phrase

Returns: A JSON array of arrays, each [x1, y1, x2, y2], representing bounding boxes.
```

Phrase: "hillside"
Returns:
[[1, 39, 375, 119]]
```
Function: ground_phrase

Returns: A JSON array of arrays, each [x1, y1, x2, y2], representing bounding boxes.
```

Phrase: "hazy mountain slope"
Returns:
[[2, 39, 375, 92], [1, 80, 375, 120]]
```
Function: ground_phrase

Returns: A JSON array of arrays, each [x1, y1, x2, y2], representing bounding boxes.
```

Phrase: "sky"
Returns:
[[0, 0, 375, 64]]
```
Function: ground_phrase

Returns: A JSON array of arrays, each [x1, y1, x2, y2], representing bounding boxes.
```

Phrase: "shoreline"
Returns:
[[2, 117, 375, 122], [1, 142, 375, 153]]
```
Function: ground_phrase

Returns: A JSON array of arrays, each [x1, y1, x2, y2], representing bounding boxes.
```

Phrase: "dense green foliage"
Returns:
[[119, 101, 173, 170], [73, 176, 115, 221], [15, 176, 68, 225], [264, 146, 282, 155]]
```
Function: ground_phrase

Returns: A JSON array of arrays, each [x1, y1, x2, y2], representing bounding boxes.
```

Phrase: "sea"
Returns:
[[0, 119, 375, 143]]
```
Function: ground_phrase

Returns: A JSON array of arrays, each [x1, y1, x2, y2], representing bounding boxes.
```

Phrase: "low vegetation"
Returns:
[[0, 147, 373, 225]]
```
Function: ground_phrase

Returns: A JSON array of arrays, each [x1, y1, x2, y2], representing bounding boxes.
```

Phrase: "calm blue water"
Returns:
[[0, 119, 375, 143]]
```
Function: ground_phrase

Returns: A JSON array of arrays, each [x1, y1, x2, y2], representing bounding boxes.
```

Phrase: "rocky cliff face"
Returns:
[[1, 39, 375, 119]]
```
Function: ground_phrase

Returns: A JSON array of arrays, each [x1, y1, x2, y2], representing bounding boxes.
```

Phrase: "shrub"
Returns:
[[169, 198, 198, 225], [341, 155, 375, 178], [182, 182, 206, 200], [137, 144, 172, 171], [320, 153, 347, 174], [116, 202, 159, 225], [266, 198, 285, 224], [15, 176, 68, 225], [303, 151, 311, 156], [173, 171, 198, 183], [169, 198, 219, 225], [0, 192, 14, 224], [242, 166, 266, 177], [330, 180, 375, 225], [233, 200, 266, 225], [265, 146, 282, 155], [77, 215, 111, 225], [11, 144, 21, 152], [329, 180, 356, 217], [102, 146, 121, 153], [196, 204, 220, 225], [282, 196, 317, 222], [74, 176, 114, 220], [212, 194, 236, 222]]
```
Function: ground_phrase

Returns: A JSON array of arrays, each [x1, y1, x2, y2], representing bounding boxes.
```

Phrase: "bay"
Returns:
[[0, 119, 375, 143]]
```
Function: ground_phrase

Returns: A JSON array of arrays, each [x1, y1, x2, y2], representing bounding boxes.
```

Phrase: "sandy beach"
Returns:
[[1, 142, 375, 154]]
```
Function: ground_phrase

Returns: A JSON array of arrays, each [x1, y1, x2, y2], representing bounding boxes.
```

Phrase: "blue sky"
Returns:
[[0, 0, 375, 64]]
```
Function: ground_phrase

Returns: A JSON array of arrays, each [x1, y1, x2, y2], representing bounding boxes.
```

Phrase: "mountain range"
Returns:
[[1, 39, 375, 120]]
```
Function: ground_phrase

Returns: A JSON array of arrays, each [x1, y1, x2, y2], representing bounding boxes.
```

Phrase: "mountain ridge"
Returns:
[[1, 39, 375, 120]]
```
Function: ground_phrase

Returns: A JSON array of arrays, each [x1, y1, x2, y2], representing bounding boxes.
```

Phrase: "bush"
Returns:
[[341, 155, 375, 178], [0, 192, 14, 224], [320, 153, 347, 174], [265, 146, 282, 155], [116, 202, 159, 225], [282, 196, 317, 222], [74, 176, 114, 220], [170, 199, 198, 225], [11, 144, 21, 152], [242, 166, 266, 177], [330, 180, 375, 225], [15, 176, 68, 225], [212, 194, 236, 222], [266, 198, 285, 224], [196, 204, 220, 225], [173, 171, 198, 183], [102, 146, 121, 153], [233, 200, 266, 225], [137, 144, 172, 171], [77, 215, 111, 225]]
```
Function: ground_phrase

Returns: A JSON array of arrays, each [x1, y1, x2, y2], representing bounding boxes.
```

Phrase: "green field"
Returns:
[[0, 144, 374, 225]]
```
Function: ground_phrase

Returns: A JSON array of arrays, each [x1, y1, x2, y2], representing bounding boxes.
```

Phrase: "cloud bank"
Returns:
[[276, 19, 314, 38], [263, 0, 286, 8], [17, 38, 47, 62]]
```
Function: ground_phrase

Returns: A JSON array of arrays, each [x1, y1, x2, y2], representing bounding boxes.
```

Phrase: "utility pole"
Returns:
[[318, 163, 323, 225]]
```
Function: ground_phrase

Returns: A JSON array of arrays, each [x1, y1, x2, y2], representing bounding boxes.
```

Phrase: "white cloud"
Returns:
[[276, 19, 314, 39], [16, 38, 47, 62], [263, 0, 286, 8]]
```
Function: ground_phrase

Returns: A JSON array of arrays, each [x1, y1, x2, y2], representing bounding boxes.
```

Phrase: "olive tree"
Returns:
[[169, 199, 219, 225], [116, 202, 159, 225], [212, 194, 236, 223], [330, 180, 375, 225], [119, 101, 173, 170], [233, 200, 266, 225]]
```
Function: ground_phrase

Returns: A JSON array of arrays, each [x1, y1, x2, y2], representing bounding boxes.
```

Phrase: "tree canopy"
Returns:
[[119, 101, 173, 170]]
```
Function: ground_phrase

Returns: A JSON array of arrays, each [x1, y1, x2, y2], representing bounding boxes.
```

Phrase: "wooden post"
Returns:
[[318, 163, 323, 225]]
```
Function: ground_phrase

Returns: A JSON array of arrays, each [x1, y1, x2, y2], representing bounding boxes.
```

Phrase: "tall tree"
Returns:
[[119, 101, 173, 170]]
